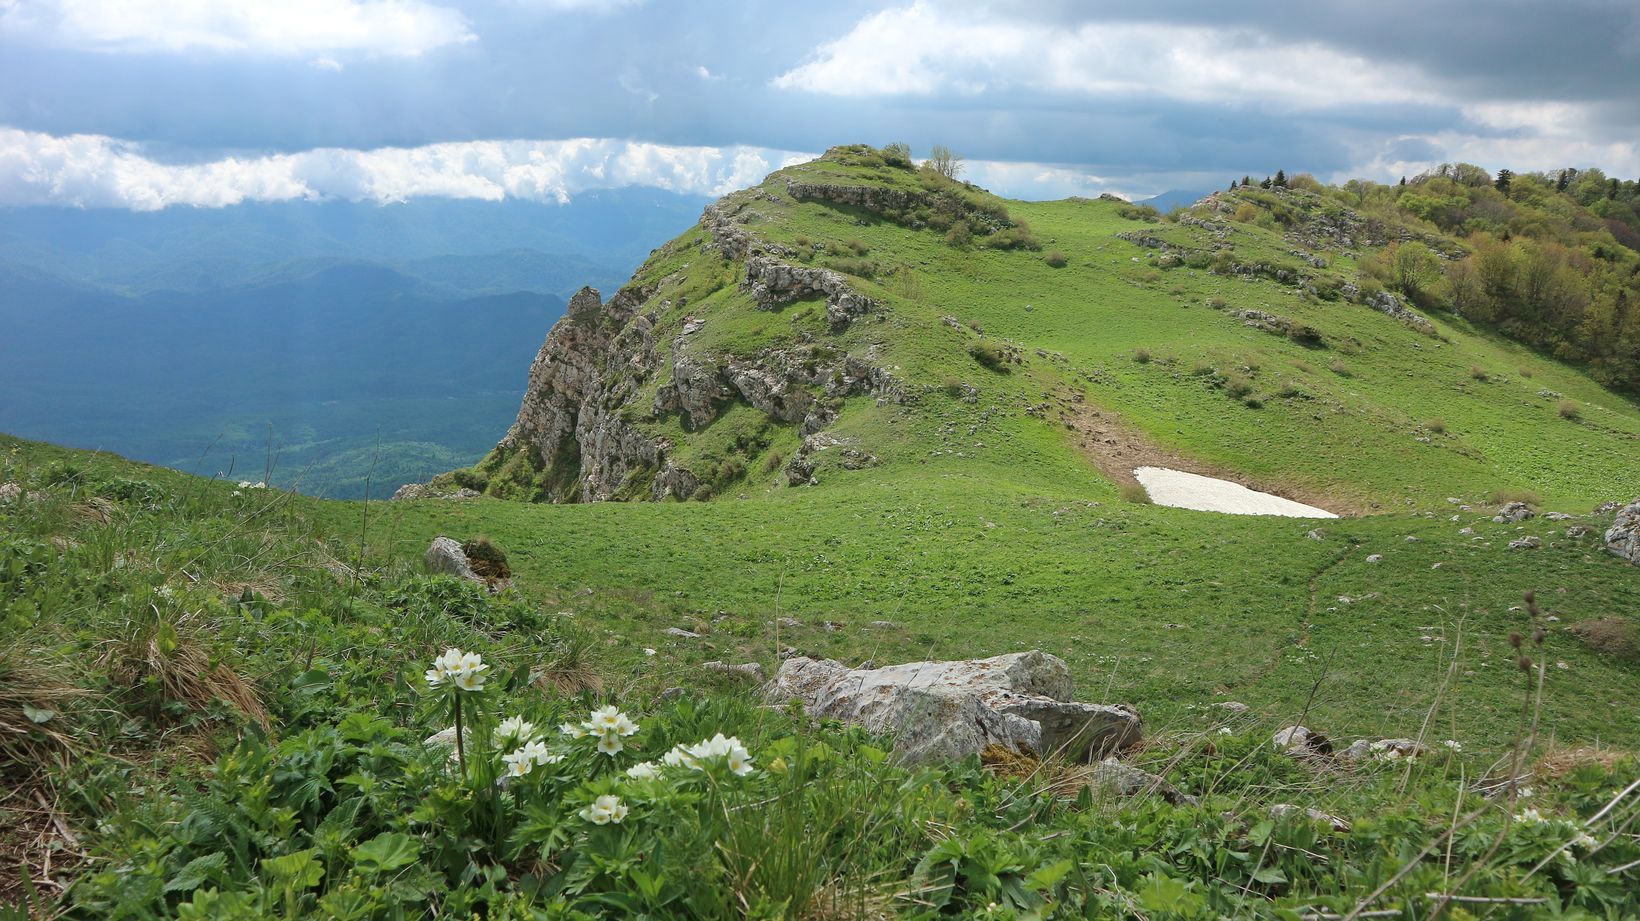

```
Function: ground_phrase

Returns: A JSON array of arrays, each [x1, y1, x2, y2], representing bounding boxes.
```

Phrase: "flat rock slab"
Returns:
[[1134, 466, 1337, 518], [768, 651, 1140, 765]]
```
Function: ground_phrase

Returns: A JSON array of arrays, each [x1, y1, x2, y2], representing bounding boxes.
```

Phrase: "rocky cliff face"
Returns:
[[471, 178, 904, 503]]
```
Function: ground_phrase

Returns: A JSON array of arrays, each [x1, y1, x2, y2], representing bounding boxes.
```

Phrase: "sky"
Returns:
[[1, 0, 1637, 209]]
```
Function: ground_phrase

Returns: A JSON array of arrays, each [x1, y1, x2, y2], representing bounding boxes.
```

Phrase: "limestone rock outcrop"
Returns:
[[1606, 499, 1640, 565], [768, 651, 1141, 765]]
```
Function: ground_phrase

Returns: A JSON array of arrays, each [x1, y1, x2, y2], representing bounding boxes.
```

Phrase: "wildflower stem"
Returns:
[[453, 693, 467, 777]]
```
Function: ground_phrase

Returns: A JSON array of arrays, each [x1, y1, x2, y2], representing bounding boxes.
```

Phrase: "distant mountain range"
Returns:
[[1136, 189, 1210, 212], [0, 190, 711, 497]]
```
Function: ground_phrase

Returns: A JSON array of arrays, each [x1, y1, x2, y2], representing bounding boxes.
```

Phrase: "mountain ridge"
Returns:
[[424, 144, 1640, 510]]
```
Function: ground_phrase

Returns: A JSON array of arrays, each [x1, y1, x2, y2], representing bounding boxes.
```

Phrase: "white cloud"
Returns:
[[0, 0, 474, 56], [772, 2, 1444, 110], [0, 127, 812, 210]]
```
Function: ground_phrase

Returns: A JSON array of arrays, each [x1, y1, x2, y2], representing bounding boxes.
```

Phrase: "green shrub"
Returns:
[[1558, 400, 1581, 420], [1133, 348, 1153, 364], [1044, 250, 1069, 268], [968, 341, 1010, 372]]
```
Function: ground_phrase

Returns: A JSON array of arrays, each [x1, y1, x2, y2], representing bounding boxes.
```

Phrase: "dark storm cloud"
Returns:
[[0, 0, 1635, 205]]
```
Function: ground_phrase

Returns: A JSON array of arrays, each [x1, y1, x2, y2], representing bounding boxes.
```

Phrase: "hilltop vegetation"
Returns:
[[3, 437, 1639, 918], [438, 144, 1639, 513], [1224, 163, 1640, 392]]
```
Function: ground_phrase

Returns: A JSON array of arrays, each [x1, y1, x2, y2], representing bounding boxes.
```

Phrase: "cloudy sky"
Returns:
[[1, 0, 1637, 209]]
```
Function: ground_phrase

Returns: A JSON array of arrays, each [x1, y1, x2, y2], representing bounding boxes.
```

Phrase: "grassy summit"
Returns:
[[448, 144, 1640, 510]]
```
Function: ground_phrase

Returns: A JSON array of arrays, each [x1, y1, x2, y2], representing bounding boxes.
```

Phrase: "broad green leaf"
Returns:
[[260, 848, 324, 889], [352, 832, 419, 875], [22, 705, 53, 724]]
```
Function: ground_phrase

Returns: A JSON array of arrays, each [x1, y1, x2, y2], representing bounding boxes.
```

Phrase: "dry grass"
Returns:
[[100, 611, 269, 731], [1535, 744, 1635, 781], [532, 632, 605, 695], [0, 645, 87, 771], [1565, 616, 1640, 663]]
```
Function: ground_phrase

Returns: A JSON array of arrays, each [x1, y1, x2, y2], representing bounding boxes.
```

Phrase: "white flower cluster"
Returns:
[[579, 794, 629, 825], [501, 740, 563, 777], [425, 648, 488, 692], [561, 705, 639, 756], [495, 716, 563, 778], [1441, 739, 1462, 752], [661, 733, 755, 776]]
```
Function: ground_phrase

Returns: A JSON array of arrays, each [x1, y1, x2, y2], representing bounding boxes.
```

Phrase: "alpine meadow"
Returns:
[[3, 3, 1640, 920]]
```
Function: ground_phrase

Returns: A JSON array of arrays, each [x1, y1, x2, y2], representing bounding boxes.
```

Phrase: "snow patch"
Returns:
[[1134, 467, 1337, 518]]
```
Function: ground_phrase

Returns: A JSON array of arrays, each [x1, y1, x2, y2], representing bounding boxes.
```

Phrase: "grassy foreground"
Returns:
[[3, 435, 1639, 919]]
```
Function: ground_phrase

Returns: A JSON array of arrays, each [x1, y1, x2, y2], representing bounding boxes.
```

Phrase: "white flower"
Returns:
[[625, 761, 661, 780], [559, 721, 586, 738], [497, 716, 538, 744], [425, 648, 488, 692], [675, 733, 754, 775], [252, 481, 266, 489], [587, 705, 623, 731], [236, 481, 252, 489], [1515, 808, 1545, 824], [1572, 831, 1598, 849], [521, 739, 561, 766], [578, 794, 628, 825], [231, 489, 242, 497], [596, 734, 625, 756], [1442, 739, 1462, 752], [502, 748, 534, 778], [1218, 727, 1233, 736]]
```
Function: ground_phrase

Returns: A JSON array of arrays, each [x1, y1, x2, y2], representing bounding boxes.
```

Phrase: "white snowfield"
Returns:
[[1133, 467, 1338, 518]]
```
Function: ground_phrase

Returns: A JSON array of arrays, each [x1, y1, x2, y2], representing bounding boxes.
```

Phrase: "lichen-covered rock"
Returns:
[[1605, 500, 1640, 565], [1273, 725, 1333, 756], [1270, 804, 1350, 832], [0, 482, 21, 504], [1085, 758, 1197, 805], [425, 536, 482, 583], [768, 651, 1140, 765], [391, 483, 431, 500], [742, 256, 876, 330], [1494, 501, 1535, 523]]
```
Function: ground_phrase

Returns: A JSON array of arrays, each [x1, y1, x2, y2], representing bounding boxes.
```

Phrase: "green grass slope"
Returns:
[[3, 436, 1639, 918], [457, 144, 1640, 511]]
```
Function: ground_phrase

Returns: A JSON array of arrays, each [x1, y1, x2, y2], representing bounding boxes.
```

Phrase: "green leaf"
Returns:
[[290, 668, 331, 696], [1026, 859, 1073, 891], [260, 849, 324, 889], [1251, 865, 1289, 885], [352, 832, 419, 875], [164, 853, 226, 893], [21, 705, 53, 724]]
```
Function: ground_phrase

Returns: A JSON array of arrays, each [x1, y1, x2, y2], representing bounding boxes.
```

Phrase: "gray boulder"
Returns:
[[1606, 500, 1640, 565], [425, 537, 482, 583], [768, 651, 1141, 765], [0, 482, 21, 504], [1494, 501, 1535, 523]]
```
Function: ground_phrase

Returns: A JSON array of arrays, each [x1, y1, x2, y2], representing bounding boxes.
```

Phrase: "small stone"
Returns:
[[1270, 803, 1351, 832], [702, 661, 766, 682], [665, 627, 703, 639], [776, 617, 804, 628], [1365, 554, 1382, 563], [1508, 536, 1542, 550]]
